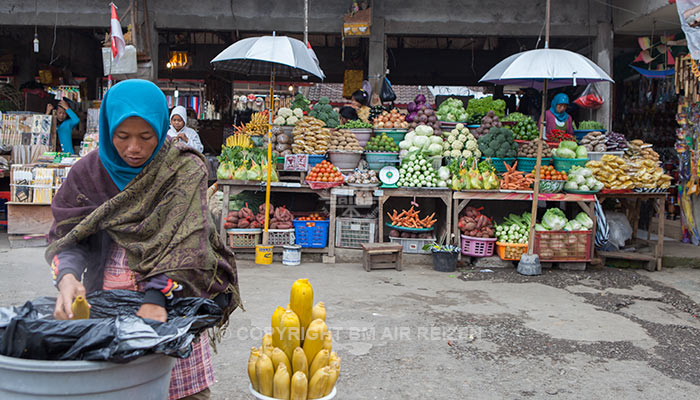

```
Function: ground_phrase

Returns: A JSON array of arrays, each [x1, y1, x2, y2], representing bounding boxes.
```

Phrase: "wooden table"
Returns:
[[596, 192, 668, 271], [376, 188, 452, 243]]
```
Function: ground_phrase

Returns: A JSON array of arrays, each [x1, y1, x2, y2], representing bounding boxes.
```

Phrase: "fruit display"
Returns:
[[338, 120, 373, 129], [547, 129, 575, 143], [606, 131, 628, 151], [477, 126, 518, 158], [264, 126, 294, 157], [436, 97, 469, 122], [517, 140, 553, 158], [503, 112, 539, 140], [329, 129, 363, 152], [406, 94, 440, 133], [226, 132, 253, 148], [309, 97, 340, 128], [243, 111, 271, 136], [576, 120, 605, 130], [579, 131, 607, 152], [472, 111, 503, 139], [296, 213, 326, 221], [466, 96, 506, 118], [624, 139, 660, 162], [249, 279, 340, 398], [552, 141, 588, 159], [345, 169, 379, 185], [373, 108, 409, 129], [458, 206, 495, 238], [563, 166, 604, 192], [398, 125, 443, 158], [291, 93, 311, 112], [292, 117, 330, 155], [442, 123, 480, 159], [365, 132, 400, 152], [397, 151, 440, 187], [307, 160, 344, 183], [273, 107, 305, 126], [533, 165, 568, 181], [500, 162, 535, 190], [386, 205, 436, 229], [495, 212, 532, 244]]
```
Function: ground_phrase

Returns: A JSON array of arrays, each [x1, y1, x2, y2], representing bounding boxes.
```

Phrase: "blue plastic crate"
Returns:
[[293, 219, 330, 248], [307, 155, 326, 169]]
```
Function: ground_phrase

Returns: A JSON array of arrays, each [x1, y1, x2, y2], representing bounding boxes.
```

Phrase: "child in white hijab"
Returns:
[[167, 106, 204, 153]]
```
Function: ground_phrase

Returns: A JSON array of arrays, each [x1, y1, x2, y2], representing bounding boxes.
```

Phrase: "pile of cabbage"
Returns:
[[436, 98, 469, 122], [442, 123, 481, 159], [552, 140, 588, 159], [564, 166, 604, 192], [273, 107, 304, 126], [536, 208, 594, 232], [398, 125, 444, 158]]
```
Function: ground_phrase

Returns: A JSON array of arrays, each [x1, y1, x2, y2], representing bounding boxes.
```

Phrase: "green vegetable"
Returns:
[[575, 146, 588, 159], [542, 208, 567, 231], [338, 120, 373, 129], [366, 132, 400, 152], [576, 120, 604, 130], [291, 93, 311, 112], [436, 98, 469, 122], [558, 141, 578, 151], [466, 96, 506, 118], [477, 127, 518, 159], [574, 212, 593, 229]]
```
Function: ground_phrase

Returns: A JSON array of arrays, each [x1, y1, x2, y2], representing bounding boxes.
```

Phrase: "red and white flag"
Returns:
[[110, 3, 125, 63]]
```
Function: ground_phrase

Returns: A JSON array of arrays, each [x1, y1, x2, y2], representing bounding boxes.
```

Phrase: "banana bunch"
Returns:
[[249, 279, 340, 399], [226, 132, 252, 148], [246, 111, 271, 136]]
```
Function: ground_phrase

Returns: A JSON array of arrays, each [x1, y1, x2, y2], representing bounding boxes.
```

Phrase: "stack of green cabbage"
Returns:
[[442, 123, 481, 159], [436, 98, 469, 122], [398, 125, 444, 158], [535, 208, 594, 232], [552, 141, 588, 159], [563, 166, 604, 192]]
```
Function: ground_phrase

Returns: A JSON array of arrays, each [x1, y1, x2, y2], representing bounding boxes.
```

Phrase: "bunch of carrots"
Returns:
[[500, 161, 535, 190], [387, 206, 436, 228]]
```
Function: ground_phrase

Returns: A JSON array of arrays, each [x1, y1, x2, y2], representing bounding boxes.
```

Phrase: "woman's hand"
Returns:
[[176, 133, 189, 143], [58, 99, 70, 110], [137, 303, 168, 322], [54, 274, 88, 320]]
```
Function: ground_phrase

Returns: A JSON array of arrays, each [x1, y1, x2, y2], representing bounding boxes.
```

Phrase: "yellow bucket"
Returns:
[[255, 245, 274, 265]]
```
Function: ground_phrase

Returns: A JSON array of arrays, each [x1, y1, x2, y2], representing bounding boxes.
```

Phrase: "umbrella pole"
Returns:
[[263, 68, 276, 245]]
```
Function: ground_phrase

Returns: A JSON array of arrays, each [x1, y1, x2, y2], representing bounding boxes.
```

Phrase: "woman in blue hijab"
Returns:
[[542, 93, 574, 140], [47, 79, 240, 400]]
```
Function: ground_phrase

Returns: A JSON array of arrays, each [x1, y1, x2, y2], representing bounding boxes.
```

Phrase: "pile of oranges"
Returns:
[[532, 165, 568, 181], [306, 160, 343, 183], [296, 212, 326, 221]]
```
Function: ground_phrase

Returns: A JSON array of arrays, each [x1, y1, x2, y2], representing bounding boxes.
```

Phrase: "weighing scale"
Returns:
[[379, 166, 399, 188]]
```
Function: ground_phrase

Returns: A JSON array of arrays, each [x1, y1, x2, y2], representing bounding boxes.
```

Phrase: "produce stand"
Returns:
[[376, 188, 452, 244], [596, 191, 668, 271]]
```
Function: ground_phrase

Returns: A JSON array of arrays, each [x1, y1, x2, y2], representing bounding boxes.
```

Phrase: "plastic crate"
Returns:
[[307, 155, 326, 169], [335, 217, 377, 249], [460, 235, 497, 257], [495, 242, 528, 261], [534, 230, 592, 262], [481, 157, 516, 173], [516, 157, 552, 172], [293, 219, 330, 248], [267, 229, 295, 246], [552, 157, 588, 173], [389, 236, 435, 254], [227, 229, 262, 248]]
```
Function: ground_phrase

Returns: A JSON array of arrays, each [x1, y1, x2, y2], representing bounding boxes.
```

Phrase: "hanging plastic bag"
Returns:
[[0, 290, 223, 362], [574, 84, 604, 109], [380, 77, 397, 103]]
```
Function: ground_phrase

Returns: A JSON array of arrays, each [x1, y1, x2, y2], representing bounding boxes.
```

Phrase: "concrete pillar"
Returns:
[[593, 21, 613, 131], [148, 10, 159, 82], [368, 3, 385, 104]]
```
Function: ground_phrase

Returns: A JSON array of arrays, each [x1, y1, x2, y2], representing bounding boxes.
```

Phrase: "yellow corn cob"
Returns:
[[248, 347, 260, 392], [311, 302, 326, 322], [271, 306, 286, 348], [309, 349, 329, 380], [262, 333, 274, 359], [308, 367, 330, 399], [289, 371, 308, 400], [329, 358, 341, 371], [279, 310, 301, 362], [303, 319, 328, 365], [255, 353, 274, 397], [290, 279, 314, 333], [329, 351, 340, 368], [324, 365, 339, 396], [271, 347, 292, 374], [71, 296, 90, 320], [272, 363, 290, 400], [322, 331, 333, 353], [291, 347, 308, 377]]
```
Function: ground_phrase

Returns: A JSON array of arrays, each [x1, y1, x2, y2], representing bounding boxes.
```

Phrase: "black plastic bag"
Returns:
[[380, 77, 397, 102], [0, 290, 223, 362]]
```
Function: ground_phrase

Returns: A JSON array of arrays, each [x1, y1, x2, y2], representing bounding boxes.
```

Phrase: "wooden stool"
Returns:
[[361, 243, 403, 272]]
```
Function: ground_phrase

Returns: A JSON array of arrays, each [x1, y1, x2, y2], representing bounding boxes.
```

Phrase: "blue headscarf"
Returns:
[[98, 79, 169, 190], [549, 93, 570, 123]]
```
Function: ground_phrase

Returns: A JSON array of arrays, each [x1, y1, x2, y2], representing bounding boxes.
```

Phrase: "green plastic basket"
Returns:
[[516, 157, 552, 172], [481, 157, 516, 173], [553, 157, 588, 173]]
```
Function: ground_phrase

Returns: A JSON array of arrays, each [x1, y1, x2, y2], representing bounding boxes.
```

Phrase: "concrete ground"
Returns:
[[1, 243, 699, 399]]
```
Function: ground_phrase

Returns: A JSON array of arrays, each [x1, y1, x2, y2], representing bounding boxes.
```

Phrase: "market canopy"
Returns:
[[479, 48, 613, 89], [211, 35, 325, 80]]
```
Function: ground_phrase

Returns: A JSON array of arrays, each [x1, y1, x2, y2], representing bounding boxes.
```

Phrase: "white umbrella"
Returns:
[[479, 48, 613, 89], [211, 35, 325, 79]]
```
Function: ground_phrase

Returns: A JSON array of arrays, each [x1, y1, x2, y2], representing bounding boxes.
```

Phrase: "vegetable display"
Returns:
[[563, 166, 604, 192], [579, 131, 607, 152], [338, 120, 373, 129], [225, 204, 294, 230], [217, 145, 278, 181], [442, 123, 480, 159], [397, 151, 441, 188], [606, 131, 628, 151], [292, 117, 331, 155], [307, 160, 343, 183], [547, 129, 575, 143], [436, 98, 469, 122], [536, 209, 593, 232], [458, 206, 495, 238], [365, 132, 400, 152], [587, 155, 672, 189], [329, 129, 363, 152], [534, 165, 568, 181], [372, 108, 409, 129], [495, 213, 532, 244], [472, 111, 503, 139], [466, 96, 506, 118], [576, 120, 605, 130], [387, 206, 436, 229], [291, 93, 311, 112], [369, 105, 392, 122], [264, 126, 294, 157], [398, 125, 444, 158], [406, 95, 440, 133], [477, 127, 518, 158], [449, 159, 500, 190], [273, 107, 305, 126], [625, 139, 660, 162], [241, 111, 271, 136], [309, 97, 340, 128], [500, 162, 535, 190], [552, 140, 588, 159], [503, 112, 539, 141], [517, 140, 552, 158], [345, 169, 379, 185]]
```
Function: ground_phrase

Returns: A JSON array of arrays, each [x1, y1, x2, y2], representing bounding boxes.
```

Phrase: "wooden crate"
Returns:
[[361, 243, 402, 271]]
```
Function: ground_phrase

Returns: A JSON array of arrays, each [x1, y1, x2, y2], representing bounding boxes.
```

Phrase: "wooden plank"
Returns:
[[7, 203, 53, 235], [369, 253, 399, 263], [368, 262, 400, 270], [361, 243, 402, 251], [656, 198, 664, 271], [598, 251, 655, 262]]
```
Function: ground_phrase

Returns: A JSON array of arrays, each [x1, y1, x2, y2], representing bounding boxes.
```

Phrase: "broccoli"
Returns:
[[318, 96, 330, 105]]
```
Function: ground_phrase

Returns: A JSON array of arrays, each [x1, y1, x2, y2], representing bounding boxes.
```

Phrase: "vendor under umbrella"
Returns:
[[540, 93, 574, 140]]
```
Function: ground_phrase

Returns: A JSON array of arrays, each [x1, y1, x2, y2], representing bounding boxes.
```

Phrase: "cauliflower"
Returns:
[[278, 107, 293, 119], [466, 140, 478, 151], [447, 135, 456, 144], [452, 140, 464, 150], [451, 129, 460, 136], [467, 133, 475, 141], [462, 149, 473, 158], [443, 150, 451, 157], [456, 123, 465, 130], [286, 116, 299, 125], [442, 141, 451, 150], [273, 116, 286, 125], [450, 149, 462, 158], [475, 149, 482, 158], [293, 108, 304, 118], [457, 134, 467, 143]]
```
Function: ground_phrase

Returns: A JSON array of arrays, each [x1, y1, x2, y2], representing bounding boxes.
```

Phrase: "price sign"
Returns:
[[284, 154, 308, 171]]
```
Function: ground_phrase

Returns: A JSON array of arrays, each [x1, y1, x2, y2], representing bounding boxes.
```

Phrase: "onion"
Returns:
[[428, 115, 437, 123], [418, 114, 428, 123], [406, 111, 418, 122], [407, 102, 417, 113], [415, 94, 427, 104], [424, 108, 435, 116]]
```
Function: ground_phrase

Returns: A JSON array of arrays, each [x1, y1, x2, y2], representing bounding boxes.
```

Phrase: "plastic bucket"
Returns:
[[0, 354, 175, 399], [255, 244, 274, 264], [431, 250, 458, 272], [282, 244, 302, 266]]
